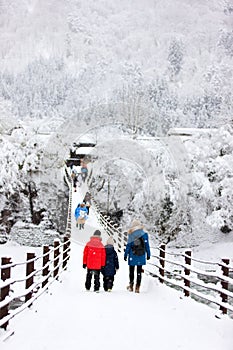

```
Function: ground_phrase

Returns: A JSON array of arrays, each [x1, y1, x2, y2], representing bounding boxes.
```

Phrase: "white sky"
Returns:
[[1, 183, 233, 350]]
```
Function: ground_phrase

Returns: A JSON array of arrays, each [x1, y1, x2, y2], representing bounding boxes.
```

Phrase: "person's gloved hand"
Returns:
[[83, 264, 87, 269], [124, 256, 127, 261], [147, 256, 150, 260]]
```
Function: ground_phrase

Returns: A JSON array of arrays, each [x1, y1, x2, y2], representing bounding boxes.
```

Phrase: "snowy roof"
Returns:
[[136, 136, 160, 141], [0, 118, 18, 135], [75, 147, 95, 155], [167, 128, 217, 136], [78, 134, 96, 143]]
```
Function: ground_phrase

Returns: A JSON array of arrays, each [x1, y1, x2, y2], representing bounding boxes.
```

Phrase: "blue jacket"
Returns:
[[102, 245, 119, 276], [74, 206, 88, 220], [124, 229, 150, 266]]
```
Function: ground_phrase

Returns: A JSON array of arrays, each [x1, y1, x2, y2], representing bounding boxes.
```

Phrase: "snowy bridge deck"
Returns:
[[1, 184, 233, 350]]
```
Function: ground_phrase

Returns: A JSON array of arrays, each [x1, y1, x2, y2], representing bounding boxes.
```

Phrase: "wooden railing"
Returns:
[[0, 236, 71, 330], [145, 244, 233, 317], [91, 199, 127, 253], [65, 162, 126, 253], [0, 166, 73, 332], [68, 162, 233, 318]]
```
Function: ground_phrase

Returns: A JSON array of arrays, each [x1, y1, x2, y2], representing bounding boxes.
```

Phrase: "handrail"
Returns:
[[0, 239, 68, 271], [68, 160, 126, 252], [0, 164, 73, 332], [2, 157, 231, 336], [72, 163, 233, 318], [90, 197, 127, 253], [145, 244, 233, 317], [155, 245, 223, 266], [0, 235, 71, 330], [0, 260, 69, 329]]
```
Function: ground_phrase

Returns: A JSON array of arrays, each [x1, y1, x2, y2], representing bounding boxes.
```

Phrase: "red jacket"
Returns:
[[83, 236, 106, 270]]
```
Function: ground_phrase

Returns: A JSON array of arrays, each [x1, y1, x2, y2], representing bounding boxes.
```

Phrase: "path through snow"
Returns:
[[1, 183, 233, 350]]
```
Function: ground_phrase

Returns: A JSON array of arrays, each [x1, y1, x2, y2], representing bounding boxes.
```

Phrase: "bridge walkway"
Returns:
[[1, 184, 232, 350]]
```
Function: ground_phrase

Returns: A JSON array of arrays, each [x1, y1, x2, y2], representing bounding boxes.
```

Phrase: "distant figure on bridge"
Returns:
[[83, 230, 106, 292], [80, 161, 88, 183], [73, 172, 82, 191], [71, 168, 77, 178], [72, 173, 79, 192], [101, 236, 119, 292], [75, 203, 88, 229], [71, 168, 78, 191], [69, 161, 74, 170], [124, 220, 151, 293], [83, 191, 91, 214], [69, 143, 76, 158]]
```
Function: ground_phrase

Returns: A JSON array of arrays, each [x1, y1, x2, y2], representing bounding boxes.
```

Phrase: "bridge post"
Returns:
[[42, 246, 50, 288], [53, 240, 60, 279], [63, 236, 69, 270], [123, 231, 128, 245], [159, 244, 166, 283], [184, 251, 192, 297], [0, 257, 11, 330], [67, 236, 71, 262], [117, 231, 122, 252], [25, 252, 35, 304], [220, 258, 229, 315]]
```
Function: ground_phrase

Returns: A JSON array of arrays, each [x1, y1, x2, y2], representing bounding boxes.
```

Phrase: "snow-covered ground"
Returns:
[[1, 184, 233, 350], [1, 241, 233, 350]]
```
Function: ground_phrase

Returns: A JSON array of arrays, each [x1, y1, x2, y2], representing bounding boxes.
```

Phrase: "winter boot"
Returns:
[[135, 284, 140, 293], [127, 283, 134, 292]]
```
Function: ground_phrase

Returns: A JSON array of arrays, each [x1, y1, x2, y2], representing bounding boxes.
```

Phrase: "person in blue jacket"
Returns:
[[102, 236, 119, 292], [124, 219, 151, 293], [75, 203, 88, 229]]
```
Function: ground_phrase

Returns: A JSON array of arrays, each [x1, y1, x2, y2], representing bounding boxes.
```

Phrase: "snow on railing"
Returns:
[[68, 161, 233, 318], [63, 163, 73, 238], [84, 163, 127, 252], [0, 237, 71, 331], [90, 198, 127, 253], [0, 165, 73, 332], [145, 244, 233, 318]]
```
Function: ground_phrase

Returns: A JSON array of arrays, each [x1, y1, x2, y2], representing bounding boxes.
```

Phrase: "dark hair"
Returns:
[[93, 230, 101, 236]]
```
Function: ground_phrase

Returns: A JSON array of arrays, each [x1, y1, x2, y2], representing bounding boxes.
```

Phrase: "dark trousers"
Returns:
[[103, 275, 115, 291], [129, 265, 143, 286], [85, 269, 100, 291]]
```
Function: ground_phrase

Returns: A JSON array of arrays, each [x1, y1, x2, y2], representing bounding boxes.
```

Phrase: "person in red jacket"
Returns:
[[83, 230, 106, 292]]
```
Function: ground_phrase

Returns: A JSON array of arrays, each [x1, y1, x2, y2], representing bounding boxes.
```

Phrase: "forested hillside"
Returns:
[[0, 0, 232, 133], [0, 0, 232, 246]]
